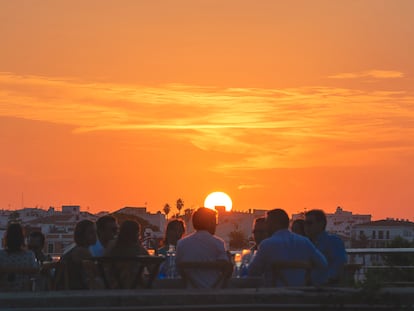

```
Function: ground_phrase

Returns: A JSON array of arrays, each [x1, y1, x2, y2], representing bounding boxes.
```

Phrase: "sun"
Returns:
[[204, 192, 233, 212]]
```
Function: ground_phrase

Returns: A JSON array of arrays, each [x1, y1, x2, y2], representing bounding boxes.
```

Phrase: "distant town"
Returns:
[[1, 205, 414, 258]]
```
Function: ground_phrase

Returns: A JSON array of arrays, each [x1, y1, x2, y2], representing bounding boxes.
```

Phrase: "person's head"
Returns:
[[117, 220, 141, 247], [28, 231, 46, 252], [291, 219, 306, 236], [96, 215, 118, 246], [164, 219, 185, 246], [192, 207, 217, 235], [5, 223, 25, 253], [74, 220, 97, 247], [252, 217, 268, 246], [265, 209, 289, 235], [304, 209, 327, 240]]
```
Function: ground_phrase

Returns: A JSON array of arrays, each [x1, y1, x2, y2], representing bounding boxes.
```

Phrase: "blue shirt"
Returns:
[[89, 240, 104, 257], [248, 229, 327, 286], [311, 231, 347, 285]]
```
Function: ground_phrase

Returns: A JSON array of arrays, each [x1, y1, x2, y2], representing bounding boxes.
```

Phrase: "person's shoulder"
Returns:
[[326, 232, 345, 244]]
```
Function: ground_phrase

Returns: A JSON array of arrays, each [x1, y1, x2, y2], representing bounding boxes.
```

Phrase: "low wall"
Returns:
[[0, 287, 413, 311]]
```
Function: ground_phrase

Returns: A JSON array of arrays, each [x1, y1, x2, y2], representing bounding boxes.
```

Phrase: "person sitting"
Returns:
[[248, 209, 327, 286], [176, 207, 232, 288], [0, 223, 38, 291], [105, 220, 148, 288], [59, 220, 97, 290], [89, 215, 118, 257], [291, 219, 306, 236], [251, 217, 269, 252], [28, 231, 52, 264], [158, 219, 186, 256], [304, 209, 347, 285]]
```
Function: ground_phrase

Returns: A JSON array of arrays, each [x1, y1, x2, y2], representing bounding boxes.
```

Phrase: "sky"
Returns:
[[1, 0, 414, 220]]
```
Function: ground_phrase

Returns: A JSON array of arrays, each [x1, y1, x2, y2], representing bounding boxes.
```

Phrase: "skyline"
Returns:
[[1, 1, 414, 220]]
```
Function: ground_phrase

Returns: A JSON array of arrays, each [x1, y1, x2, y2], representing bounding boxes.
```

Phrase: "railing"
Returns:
[[346, 248, 414, 285]]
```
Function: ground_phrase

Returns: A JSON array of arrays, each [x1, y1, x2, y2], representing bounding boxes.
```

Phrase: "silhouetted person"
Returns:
[[304, 209, 347, 285], [105, 220, 148, 289], [251, 217, 269, 252], [89, 215, 118, 257], [158, 219, 186, 256], [60, 220, 96, 290], [291, 219, 306, 236], [0, 223, 38, 291], [176, 207, 231, 288], [28, 231, 52, 263], [248, 209, 327, 286]]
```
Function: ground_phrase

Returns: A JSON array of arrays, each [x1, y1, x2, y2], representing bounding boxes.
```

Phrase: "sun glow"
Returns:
[[204, 192, 233, 212]]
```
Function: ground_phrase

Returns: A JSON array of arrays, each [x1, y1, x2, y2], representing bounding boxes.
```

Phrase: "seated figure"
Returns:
[[304, 209, 347, 285], [59, 220, 97, 290], [248, 209, 328, 286], [176, 207, 232, 288], [0, 223, 38, 291]]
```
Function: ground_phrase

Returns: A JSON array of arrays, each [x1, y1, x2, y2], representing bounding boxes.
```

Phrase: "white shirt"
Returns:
[[176, 230, 229, 288]]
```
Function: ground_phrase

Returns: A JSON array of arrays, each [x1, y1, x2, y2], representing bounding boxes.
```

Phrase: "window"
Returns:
[[378, 230, 384, 239], [386, 231, 390, 239], [48, 243, 54, 254], [372, 230, 376, 239]]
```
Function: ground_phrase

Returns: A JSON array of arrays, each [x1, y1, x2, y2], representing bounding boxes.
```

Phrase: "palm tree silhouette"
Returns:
[[176, 198, 184, 216], [163, 203, 171, 220]]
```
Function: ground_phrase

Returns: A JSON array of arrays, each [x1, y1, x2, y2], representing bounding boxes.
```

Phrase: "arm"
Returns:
[[326, 236, 347, 282]]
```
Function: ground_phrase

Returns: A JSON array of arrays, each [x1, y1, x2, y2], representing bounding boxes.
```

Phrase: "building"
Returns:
[[351, 218, 414, 248], [116, 207, 166, 233]]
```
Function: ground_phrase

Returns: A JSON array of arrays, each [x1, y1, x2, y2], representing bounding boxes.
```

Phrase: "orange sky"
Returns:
[[1, 1, 414, 220]]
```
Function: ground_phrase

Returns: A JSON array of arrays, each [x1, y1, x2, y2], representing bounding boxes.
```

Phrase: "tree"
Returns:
[[176, 198, 184, 215], [228, 229, 249, 250], [163, 204, 171, 220]]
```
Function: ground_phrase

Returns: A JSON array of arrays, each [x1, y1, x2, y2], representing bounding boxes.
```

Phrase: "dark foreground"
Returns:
[[1, 287, 413, 311]]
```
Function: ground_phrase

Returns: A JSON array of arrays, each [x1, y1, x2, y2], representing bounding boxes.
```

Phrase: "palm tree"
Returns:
[[163, 203, 171, 220], [176, 198, 184, 216]]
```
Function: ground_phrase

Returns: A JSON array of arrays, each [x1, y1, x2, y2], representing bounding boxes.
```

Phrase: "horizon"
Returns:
[[1, 1, 414, 221]]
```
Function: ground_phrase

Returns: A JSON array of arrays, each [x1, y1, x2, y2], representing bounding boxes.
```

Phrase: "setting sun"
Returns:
[[204, 192, 233, 212]]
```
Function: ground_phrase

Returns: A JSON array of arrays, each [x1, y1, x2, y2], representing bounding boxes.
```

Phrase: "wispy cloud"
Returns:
[[237, 184, 265, 190], [329, 70, 404, 79], [1, 72, 414, 171]]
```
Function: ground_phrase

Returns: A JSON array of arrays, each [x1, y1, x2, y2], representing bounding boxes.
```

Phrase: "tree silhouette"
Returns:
[[163, 203, 171, 220], [228, 229, 249, 250], [176, 198, 184, 216]]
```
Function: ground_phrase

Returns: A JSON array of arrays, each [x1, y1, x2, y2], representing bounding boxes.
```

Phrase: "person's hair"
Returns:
[[291, 219, 306, 235], [96, 215, 117, 233], [305, 209, 327, 230], [5, 223, 25, 253], [164, 219, 185, 245], [29, 231, 46, 247], [192, 207, 217, 234], [116, 220, 140, 247], [253, 217, 266, 227], [74, 220, 95, 247], [266, 209, 289, 233]]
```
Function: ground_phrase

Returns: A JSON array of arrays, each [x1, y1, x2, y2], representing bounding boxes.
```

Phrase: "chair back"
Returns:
[[0, 266, 39, 291], [271, 260, 312, 286], [45, 261, 69, 290], [177, 260, 233, 289]]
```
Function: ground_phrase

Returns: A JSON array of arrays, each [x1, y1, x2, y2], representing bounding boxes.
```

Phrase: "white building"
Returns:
[[351, 219, 414, 248]]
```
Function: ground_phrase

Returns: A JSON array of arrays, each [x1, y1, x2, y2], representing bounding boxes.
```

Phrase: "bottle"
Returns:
[[166, 244, 176, 279]]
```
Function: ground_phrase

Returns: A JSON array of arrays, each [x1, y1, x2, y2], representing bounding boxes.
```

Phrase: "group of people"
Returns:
[[0, 206, 347, 290]]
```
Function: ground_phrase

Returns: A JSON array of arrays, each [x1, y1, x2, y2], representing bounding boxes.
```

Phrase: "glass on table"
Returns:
[[234, 253, 242, 278]]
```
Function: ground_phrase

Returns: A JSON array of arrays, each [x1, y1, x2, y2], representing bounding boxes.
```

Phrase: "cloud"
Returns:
[[329, 70, 404, 79], [237, 184, 265, 190], [1, 72, 414, 171]]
